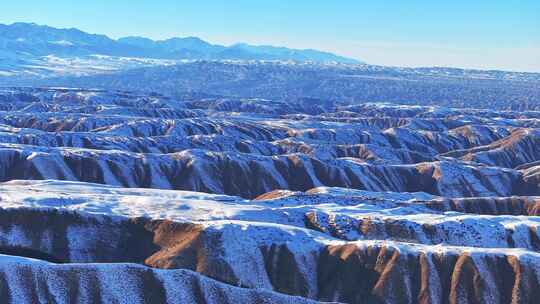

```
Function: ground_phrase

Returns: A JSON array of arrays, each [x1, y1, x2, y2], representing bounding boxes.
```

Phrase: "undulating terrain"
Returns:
[[1, 87, 540, 303], [2, 23, 539, 113]]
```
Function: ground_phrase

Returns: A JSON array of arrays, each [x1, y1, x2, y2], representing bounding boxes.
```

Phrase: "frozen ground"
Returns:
[[1, 88, 540, 303]]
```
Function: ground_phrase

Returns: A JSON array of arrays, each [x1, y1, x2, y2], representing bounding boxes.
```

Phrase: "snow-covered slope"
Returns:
[[0, 254, 318, 304], [2, 87, 540, 303], [1, 180, 540, 303]]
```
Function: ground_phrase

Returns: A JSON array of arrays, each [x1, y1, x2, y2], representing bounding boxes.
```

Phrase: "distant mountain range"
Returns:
[[0, 22, 361, 65]]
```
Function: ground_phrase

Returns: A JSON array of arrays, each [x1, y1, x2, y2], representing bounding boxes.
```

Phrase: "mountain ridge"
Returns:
[[0, 22, 362, 64]]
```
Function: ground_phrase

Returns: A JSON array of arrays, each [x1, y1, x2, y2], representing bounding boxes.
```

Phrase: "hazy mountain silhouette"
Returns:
[[0, 22, 361, 63]]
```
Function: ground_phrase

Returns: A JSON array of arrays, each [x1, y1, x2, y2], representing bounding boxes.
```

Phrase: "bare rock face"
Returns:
[[421, 197, 540, 216], [317, 243, 540, 304], [2, 88, 540, 303], [443, 129, 540, 169]]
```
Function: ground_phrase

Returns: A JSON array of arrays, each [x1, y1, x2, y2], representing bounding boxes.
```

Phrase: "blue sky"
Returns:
[[2, 1, 539, 72]]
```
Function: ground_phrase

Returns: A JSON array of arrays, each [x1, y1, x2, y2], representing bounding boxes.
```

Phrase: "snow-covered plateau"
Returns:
[[1, 87, 540, 303]]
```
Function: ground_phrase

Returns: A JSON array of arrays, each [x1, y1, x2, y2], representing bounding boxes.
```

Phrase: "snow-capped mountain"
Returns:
[[0, 22, 361, 78]]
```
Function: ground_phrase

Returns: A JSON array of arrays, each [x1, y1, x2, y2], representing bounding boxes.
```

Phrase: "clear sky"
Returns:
[[2, 1, 540, 72]]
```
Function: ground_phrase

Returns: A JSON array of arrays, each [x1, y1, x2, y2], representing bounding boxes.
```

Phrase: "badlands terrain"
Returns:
[[1, 87, 540, 303]]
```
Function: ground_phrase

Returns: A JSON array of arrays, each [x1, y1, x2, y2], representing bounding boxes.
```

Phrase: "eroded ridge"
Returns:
[[2, 88, 540, 303], [0, 180, 539, 303]]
